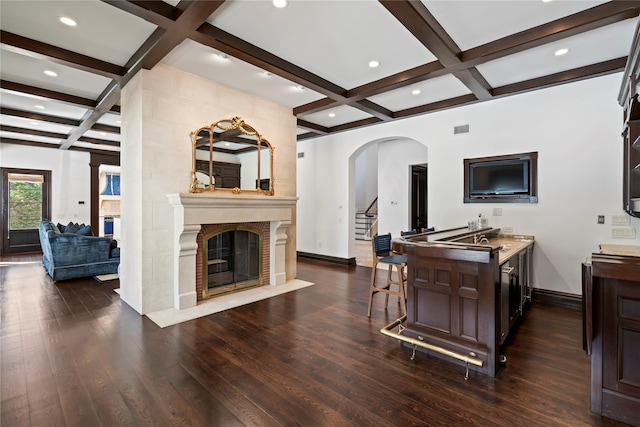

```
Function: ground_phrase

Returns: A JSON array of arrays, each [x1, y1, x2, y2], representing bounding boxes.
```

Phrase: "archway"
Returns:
[[348, 137, 428, 266]]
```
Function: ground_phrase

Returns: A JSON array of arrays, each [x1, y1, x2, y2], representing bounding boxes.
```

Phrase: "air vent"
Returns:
[[454, 124, 469, 135], [297, 152, 305, 158]]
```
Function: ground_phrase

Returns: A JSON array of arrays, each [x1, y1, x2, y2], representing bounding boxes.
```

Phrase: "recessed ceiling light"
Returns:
[[30, 121, 39, 126], [554, 48, 569, 56], [542, 0, 553, 3], [292, 85, 305, 91], [328, 113, 336, 118], [35, 105, 45, 109], [411, 89, 421, 95], [100, 132, 107, 136], [116, 120, 121, 125], [260, 71, 272, 78], [369, 60, 379, 68], [273, 0, 288, 8], [216, 53, 229, 60], [225, 142, 231, 147], [59, 16, 77, 27], [44, 70, 58, 77]]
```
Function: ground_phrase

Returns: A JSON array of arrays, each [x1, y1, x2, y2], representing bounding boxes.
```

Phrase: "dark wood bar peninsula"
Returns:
[[390, 227, 534, 377], [583, 245, 640, 426]]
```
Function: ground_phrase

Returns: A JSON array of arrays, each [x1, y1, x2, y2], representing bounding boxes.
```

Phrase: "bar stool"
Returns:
[[367, 233, 407, 317]]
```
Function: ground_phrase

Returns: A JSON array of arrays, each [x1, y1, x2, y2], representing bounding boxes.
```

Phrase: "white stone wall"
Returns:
[[120, 64, 296, 314]]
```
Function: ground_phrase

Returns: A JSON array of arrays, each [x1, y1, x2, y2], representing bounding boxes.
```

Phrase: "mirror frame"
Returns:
[[190, 117, 274, 195]]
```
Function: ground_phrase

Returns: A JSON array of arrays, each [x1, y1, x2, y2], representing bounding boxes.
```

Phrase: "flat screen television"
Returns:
[[464, 152, 538, 203]]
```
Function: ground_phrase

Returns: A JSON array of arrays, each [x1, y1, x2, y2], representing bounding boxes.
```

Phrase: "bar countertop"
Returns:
[[395, 226, 534, 265], [598, 243, 640, 257]]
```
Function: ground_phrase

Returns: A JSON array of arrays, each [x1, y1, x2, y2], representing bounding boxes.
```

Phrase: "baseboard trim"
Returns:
[[297, 251, 356, 266], [532, 288, 582, 310]]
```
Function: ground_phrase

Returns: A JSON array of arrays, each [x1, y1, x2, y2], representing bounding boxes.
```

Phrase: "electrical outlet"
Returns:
[[503, 226, 513, 233], [597, 215, 605, 224], [612, 214, 630, 225], [611, 227, 636, 239]]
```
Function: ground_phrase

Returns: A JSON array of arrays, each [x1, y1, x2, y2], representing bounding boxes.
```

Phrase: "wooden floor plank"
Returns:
[[0, 253, 630, 426]]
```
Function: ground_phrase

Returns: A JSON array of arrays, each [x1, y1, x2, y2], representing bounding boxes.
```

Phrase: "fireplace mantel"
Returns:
[[168, 193, 297, 310]]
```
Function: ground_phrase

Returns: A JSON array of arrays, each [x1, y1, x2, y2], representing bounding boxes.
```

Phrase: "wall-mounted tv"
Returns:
[[464, 152, 538, 203]]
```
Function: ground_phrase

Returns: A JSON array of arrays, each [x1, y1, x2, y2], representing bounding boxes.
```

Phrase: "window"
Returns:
[[100, 173, 120, 196]]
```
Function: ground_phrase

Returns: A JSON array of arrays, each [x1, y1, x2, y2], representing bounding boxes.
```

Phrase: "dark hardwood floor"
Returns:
[[0, 253, 628, 426]]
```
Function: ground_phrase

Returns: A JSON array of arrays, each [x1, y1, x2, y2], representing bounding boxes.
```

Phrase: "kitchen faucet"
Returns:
[[474, 234, 490, 244]]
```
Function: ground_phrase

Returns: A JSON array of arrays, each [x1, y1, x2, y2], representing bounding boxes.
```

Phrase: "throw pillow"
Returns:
[[64, 222, 81, 233], [76, 225, 93, 236], [110, 247, 120, 258], [56, 223, 66, 233]]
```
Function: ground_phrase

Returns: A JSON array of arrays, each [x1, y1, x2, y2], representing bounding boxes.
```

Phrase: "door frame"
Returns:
[[410, 164, 428, 232], [1, 167, 52, 255], [90, 153, 120, 237]]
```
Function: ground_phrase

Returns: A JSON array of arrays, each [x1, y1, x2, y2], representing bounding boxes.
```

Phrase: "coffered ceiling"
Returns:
[[1, 0, 639, 156]]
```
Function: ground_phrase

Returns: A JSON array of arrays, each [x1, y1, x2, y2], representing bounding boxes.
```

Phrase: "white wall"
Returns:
[[0, 144, 92, 225], [297, 73, 640, 295], [355, 145, 378, 210], [377, 138, 428, 236]]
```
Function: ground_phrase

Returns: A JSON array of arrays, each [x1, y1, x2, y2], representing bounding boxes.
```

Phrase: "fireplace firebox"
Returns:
[[195, 222, 270, 301], [202, 226, 262, 298]]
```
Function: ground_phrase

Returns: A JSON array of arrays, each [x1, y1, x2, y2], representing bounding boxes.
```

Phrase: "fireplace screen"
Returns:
[[203, 227, 262, 298]]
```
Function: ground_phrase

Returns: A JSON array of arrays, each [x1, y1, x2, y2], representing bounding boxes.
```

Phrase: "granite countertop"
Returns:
[[487, 235, 534, 265], [599, 243, 640, 257], [395, 229, 534, 265]]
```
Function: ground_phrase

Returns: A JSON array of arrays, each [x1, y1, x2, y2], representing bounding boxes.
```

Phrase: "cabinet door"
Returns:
[[624, 119, 640, 216], [602, 279, 640, 425]]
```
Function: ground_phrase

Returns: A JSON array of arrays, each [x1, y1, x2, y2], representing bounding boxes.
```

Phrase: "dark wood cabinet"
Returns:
[[395, 228, 534, 377], [404, 244, 501, 377], [622, 98, 640, 217], [619, 22, 640, 217], [213, 163, 241, 188], [583, 253, 640, 426], [195, 160, 240, 189]]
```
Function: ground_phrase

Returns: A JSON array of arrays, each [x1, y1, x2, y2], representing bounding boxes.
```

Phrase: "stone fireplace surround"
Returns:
[[168, 192, 297, 310]]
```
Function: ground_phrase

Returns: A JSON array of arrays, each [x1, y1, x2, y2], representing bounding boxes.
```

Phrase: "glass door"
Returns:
[[203, 228, 262, 298], [1, 168, 51, 255]]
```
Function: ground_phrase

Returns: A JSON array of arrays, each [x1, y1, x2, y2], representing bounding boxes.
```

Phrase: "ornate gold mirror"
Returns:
[[190, 117, 274, 195]]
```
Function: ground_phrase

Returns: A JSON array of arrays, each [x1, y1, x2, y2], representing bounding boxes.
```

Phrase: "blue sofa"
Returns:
[[39, 220, 120, 281]]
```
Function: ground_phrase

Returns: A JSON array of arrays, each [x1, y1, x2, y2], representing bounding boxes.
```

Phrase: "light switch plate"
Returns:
[[611, 227, 636, 239], [612, 214, 630, 225]]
